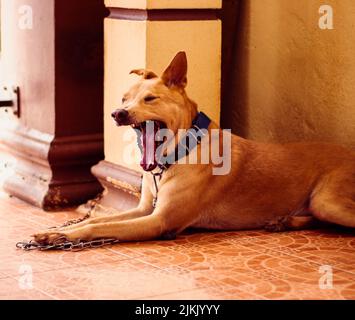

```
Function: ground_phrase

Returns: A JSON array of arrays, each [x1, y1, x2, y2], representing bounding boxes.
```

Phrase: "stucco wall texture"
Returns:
[[224, 0, 355, 149]]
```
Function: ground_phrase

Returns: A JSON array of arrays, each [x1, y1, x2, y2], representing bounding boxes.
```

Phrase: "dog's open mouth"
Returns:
[[132, 120, 167, 171]]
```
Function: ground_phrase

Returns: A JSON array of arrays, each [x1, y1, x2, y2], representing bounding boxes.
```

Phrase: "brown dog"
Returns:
[[33, 52, 355, 245]]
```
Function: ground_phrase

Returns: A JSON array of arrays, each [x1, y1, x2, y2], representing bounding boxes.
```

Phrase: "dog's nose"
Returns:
[[112, 109, 128, 121]]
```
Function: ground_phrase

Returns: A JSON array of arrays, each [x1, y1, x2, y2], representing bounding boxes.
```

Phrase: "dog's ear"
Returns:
[[161, 51, 187, 88], [130, 69, 158, 80]]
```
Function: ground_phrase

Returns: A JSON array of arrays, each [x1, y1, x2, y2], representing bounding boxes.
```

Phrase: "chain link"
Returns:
[[16, 193, 120, 251], [151, 168, 164, 208], [16, 238, 120, 252], [48, 213, 91, 230]]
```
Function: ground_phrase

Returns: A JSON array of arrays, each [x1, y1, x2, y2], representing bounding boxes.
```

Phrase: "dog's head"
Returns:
[[111, 52, 198, 171]]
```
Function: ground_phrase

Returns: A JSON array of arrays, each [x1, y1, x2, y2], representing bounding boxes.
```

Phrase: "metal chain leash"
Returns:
[[16, 238, 120, 252], [151, 168, 164, 208], [16, 193, 120, 252], [48, 192, 104, 229], [48, 213, 91, 230]]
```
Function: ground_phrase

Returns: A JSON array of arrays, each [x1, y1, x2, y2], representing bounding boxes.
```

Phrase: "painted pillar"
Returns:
[[92, 0, 222, 212], [0, 0, 107, 210]]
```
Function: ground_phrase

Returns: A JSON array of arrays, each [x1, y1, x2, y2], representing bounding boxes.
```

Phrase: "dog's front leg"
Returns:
[[54, 207, 153, 232], [80, 214, 165, 242], [49, 175, 155, 232], [33, 177, 200, 245], [34, 199, 197, 244], [33, 209, 175, 244]]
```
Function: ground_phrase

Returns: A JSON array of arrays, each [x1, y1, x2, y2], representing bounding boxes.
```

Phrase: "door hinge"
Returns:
[[0, 86, 20, 117]]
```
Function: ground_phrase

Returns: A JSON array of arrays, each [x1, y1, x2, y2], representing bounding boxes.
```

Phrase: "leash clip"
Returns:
[[151, 168, 164, 208]]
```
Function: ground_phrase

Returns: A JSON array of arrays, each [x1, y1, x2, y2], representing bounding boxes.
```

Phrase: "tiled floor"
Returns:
[[0, 191, 355, 300]]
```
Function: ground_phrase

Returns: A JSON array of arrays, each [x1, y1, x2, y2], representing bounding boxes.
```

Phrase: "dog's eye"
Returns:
[[144, 95, 158, 103]]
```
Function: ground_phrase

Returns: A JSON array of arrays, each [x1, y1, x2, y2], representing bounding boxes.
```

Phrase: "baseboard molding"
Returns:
[[91, 160, 142, 213], [0, 124, 104, 210]]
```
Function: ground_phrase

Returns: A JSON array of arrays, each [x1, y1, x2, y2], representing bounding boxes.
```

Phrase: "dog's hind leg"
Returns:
[[310, 167, 355, 228], [264, 213, 317, 232], [311, 193, 355, 227]]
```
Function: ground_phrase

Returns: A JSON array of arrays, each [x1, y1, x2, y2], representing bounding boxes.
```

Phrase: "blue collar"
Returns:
[[136, 111, 212, 172], [191, 111, 212, 132], [158, 111, 211, 170]]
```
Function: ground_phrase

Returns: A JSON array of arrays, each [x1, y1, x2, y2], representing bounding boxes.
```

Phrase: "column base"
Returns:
[[0, 124, 104, 210], [90, 160, 141, 214]]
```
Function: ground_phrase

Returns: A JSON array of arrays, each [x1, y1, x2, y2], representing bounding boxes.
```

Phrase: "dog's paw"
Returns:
[[32, 231, 68, 245]]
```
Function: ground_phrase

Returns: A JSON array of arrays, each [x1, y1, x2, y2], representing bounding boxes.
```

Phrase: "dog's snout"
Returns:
[[112, 109, 129, 121]]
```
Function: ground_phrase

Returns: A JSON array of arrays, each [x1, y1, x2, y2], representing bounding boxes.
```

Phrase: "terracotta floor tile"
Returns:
[[32, 260, 200, 300], [0, 248, 132, 278], [0, 189, 355, 299], [0, 272, 9, 280], [0, 277, 60, 300]]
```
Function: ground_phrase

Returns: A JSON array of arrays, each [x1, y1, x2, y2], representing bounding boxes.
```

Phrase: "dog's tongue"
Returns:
[[140, 121, 158, 171]]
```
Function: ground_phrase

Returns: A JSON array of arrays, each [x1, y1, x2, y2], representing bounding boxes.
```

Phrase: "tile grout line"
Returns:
[[4, 254, 135, 278], [132, 255, 273, 300], [125, 237, 355, 299], [236, 240, 355, 277]]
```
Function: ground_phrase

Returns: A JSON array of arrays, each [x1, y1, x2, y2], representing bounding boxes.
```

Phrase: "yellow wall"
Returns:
[[230, 0, 355, 148], [146, 21, 221, 123], [104, 19, 147, 170]]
